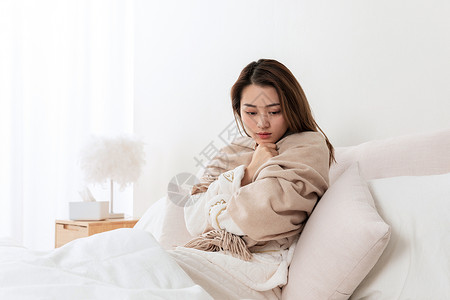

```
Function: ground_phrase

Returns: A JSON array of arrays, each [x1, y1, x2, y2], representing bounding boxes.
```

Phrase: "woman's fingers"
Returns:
[[257, 142, 277, 149], [249, 143, 279, 172], [259, 143, 278, 155]]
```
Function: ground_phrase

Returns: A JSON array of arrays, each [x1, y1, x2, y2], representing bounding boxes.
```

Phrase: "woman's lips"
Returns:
[[257, 132, 272, 139]]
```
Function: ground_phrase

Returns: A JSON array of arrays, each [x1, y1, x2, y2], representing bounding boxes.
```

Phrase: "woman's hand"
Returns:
[[241, 143, 278, 186], [250, 143, 278, 170]]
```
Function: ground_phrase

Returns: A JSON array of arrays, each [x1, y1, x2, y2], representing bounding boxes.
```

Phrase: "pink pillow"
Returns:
[[282, 163, 391, 300]]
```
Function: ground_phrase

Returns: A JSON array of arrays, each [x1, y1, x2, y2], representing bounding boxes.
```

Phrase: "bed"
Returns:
[[1, 129, 449, 299]]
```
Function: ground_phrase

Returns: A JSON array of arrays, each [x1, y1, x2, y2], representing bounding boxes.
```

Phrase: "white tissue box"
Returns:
[[69, 201, 109, 221]]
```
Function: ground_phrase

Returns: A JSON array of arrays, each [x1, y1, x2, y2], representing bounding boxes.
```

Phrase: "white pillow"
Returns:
[[134, 197, 166, 241], [134, 196, 193, 250], [351, 172, 450, 299]]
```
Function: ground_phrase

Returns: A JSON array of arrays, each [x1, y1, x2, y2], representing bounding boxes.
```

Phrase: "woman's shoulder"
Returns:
[[277, 131, 327, 151], [218, 131, 327, 155], [275, 131, 330, 180]]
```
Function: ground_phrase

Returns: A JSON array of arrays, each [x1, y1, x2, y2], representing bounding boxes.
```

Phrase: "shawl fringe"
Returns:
[[183, 229, 253, 261]]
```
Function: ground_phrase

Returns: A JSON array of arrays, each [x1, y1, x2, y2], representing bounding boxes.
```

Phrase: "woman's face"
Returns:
[[240, 84, 288, 145]]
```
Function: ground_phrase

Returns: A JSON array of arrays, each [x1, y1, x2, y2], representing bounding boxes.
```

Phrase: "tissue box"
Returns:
[[69, 201, 109, 221]]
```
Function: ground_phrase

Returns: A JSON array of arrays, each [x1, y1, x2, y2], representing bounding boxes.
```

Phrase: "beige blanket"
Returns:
[[192, 131, 330, 244]]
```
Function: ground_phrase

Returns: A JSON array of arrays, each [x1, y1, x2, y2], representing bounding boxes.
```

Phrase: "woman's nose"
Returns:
[[257, 114, 269, 128]]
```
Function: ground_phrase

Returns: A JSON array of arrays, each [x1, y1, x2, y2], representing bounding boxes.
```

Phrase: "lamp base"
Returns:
[[108, 213, 125, 219]]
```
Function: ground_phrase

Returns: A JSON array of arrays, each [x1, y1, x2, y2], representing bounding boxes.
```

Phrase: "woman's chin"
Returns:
[[255, 137, 275, 144]]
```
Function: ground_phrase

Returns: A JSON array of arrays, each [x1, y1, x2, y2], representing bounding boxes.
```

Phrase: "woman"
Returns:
[[170, 59, 334, 299]]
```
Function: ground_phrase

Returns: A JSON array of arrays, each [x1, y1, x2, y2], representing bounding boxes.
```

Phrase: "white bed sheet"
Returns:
[[0, 228, 212, 300]]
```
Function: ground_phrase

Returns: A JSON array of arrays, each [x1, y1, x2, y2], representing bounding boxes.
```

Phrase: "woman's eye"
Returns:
[[245, 111, 280, 116]]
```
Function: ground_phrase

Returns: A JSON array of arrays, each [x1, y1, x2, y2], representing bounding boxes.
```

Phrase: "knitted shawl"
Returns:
[[185, 131, 330, 260]]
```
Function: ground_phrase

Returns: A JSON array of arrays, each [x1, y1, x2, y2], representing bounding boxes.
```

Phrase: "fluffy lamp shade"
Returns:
[[79, 135, 146, 189]]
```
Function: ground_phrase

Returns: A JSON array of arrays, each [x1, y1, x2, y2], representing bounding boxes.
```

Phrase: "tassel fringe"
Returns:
[[184, 229, 253, 261]]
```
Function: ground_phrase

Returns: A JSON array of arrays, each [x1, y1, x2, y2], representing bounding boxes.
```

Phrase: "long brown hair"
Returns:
[[231, 59, 335, 165]]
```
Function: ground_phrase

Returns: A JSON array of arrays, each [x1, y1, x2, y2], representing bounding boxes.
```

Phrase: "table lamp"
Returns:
[[79, 134, 145, 218]]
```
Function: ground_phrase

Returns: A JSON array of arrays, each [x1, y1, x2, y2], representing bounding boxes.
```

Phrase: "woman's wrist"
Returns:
[[241, 165, 255, 186]]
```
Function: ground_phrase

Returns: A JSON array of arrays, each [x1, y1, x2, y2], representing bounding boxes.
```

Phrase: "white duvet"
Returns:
[[0, 165, 294, 300], [0, 228, 212, 300]]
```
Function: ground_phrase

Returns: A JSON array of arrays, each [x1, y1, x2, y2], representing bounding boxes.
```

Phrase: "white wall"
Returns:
[[133, 0, 450, 216]]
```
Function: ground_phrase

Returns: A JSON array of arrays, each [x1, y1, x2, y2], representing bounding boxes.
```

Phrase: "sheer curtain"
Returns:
[[0, 0, 134, 250]]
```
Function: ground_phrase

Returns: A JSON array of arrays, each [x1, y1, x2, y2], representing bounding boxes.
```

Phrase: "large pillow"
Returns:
[[329, 129, 450, 184], [134, 196, 193, 250], [350, 172, 450, 299], [282, 163, 391, 300]]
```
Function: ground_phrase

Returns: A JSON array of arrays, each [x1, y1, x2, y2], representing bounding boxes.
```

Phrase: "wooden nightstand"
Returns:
[[55, 218, 139, 248]]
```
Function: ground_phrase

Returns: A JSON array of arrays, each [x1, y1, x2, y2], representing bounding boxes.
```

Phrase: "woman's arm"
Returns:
[[241, 142, 278, 186], [228, 132, 330, 242]]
